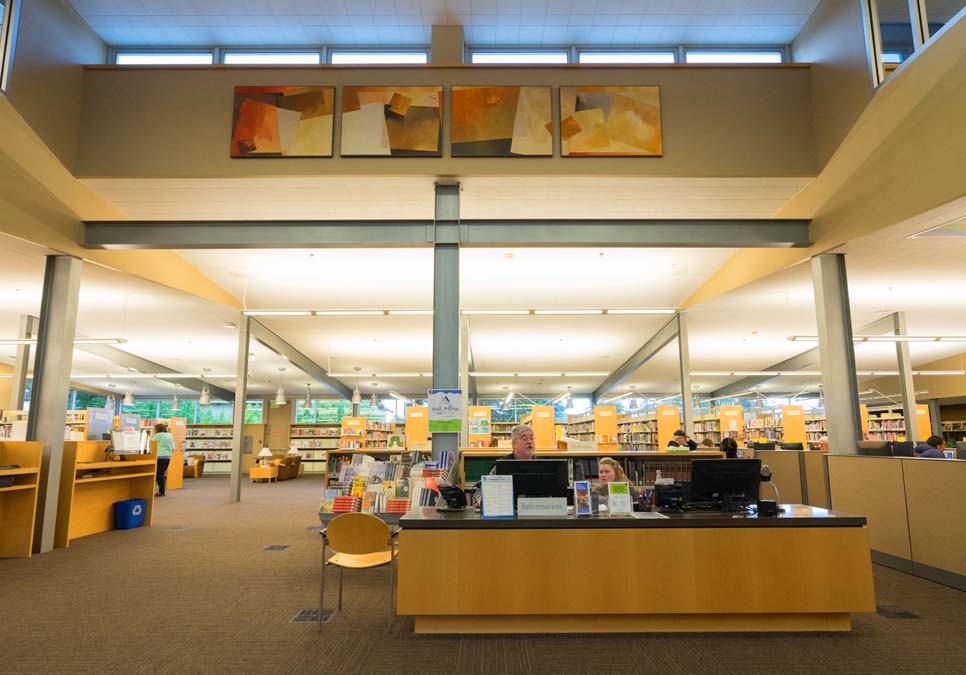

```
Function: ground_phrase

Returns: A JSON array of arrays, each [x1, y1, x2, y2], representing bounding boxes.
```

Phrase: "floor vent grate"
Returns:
[[877, 605, 921, 619], [292, 609, 334, 623], [264, 544, 290, 551]]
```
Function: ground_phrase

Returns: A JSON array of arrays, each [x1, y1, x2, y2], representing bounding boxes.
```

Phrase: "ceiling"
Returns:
[[68, 0, 822, 49]]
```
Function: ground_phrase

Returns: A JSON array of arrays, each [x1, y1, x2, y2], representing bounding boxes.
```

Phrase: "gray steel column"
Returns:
[[228, 315, 250, 503], [459, 315, 470, 448], [432, 183, 460, 461], [893, 312, 919, 444], [927, 399, 941, 440], [27, 256, 82, 553], [9, 315, 37, 410], [677, 313, 694, 437], [811, 254, 863, 454]]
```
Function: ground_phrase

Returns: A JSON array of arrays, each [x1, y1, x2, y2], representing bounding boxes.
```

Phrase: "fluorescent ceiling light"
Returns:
[[914, 370, 966, 375], [504, 391, 514, 404], [242, 310, 312, 316], [461, 310, 531, 315], [533, 309, 603, 315], [0, 338, 128, 345], [470, 372, 609, 377], [791, 335, 966, 342], [328, 372, 425, 377], [600, 391, 634, 403], [387, 310, 433, 315], [469, 372, 515, 377], [389, 390, 413, 403], [689, 371, 821, 377], [605, 309, 676, 315], [864, 336, 936, 342], [314, 310, 385, 316]]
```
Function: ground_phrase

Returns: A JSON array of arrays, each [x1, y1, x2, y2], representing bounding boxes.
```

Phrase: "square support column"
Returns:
[[9, 314, 37, 410], [432, 184, 460, 461], [893, 312, 919, 444], [229, 315, 251, 503], [677, 313, 694, 437], [27, 255, 82, 553], [811, 254, 862, 454]]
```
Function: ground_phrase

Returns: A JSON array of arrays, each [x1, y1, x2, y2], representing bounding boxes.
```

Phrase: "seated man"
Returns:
[[914, 435, 948, 459], [667, 429, 697, 451], [473, 424, 536, 507]]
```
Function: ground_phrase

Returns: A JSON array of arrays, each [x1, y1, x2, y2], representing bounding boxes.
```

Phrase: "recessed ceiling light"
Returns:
[[222, 322, 237, 328]]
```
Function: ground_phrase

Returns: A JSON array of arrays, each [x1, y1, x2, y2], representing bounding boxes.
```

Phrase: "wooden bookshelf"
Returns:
[[289, 422, 340, 473], [323, 448, 432, 490], [458, 448, 725, 490], [0, 441, 42, 558], [617, 414, 658, 451], [184, 423, 233, 473], [55, 441, 157, 549]]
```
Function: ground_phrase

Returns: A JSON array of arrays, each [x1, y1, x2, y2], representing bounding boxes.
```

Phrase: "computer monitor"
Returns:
[[689, 458, 761, 509], [780, 442, 804, 451], [857, 440, 892, 456], [956, 442, 966, 460], [494, 459, 570, 501], [753, 442, 776, 451], [110, 430, 142, 456], [892, 441, 915, 457]]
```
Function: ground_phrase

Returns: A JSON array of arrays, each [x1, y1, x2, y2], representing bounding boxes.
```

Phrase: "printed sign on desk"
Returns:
[[480, 474, 514, 518], [428, 389, 462, 433], [574, 480, 592, 516], [607, 482, 633, 515]]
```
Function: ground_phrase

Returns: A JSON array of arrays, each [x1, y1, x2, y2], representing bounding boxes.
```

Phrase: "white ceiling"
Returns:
[[68, 0, 822, 48]]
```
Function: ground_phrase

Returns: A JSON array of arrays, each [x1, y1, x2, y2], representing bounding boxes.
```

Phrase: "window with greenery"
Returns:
[[243, 400, 264, 424], [292, 399, 355, 424], [72, 390, 108, 410], [196, 402, 233, 424], [157, 400, 196, 420], [120, 399, 163, 418]]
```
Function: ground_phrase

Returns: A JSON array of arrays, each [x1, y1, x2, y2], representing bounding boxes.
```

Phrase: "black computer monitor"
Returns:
[[689, 458, 761, 509], [857, 440, 892, 456], [494, 459, 570, 501], [892, 441, 915, 457], [956, 442, 966, 460], [780, 442, 804, 451], [753, 442, 776, 451]]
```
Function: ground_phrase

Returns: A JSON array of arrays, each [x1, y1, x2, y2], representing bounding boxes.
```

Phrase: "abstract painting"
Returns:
[[560, 86, 663, 156], [231, 86, 334, 157], [451, 85, 552, 157], [341, 86, 442, 156]]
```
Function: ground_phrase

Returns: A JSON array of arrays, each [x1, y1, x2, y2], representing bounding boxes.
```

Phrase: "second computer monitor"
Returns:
[[689, 458, 761, 508], [494, 459, 570, 500]]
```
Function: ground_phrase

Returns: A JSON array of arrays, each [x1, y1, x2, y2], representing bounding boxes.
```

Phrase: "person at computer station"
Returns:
[[667, 429, 698, 451], [720, 437, 739, 459], [596, 457, 641, 506], [473, 424, 536, 507], [914, 435, 947, 459]]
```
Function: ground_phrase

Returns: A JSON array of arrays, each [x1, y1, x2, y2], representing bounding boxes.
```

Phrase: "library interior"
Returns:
[[1, 0, 965, 673]]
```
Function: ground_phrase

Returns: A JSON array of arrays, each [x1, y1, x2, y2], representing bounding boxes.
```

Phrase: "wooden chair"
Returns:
[[320, 513, 397, 632]]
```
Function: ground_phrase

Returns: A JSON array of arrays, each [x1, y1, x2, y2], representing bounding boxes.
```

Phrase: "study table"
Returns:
[[396, 505, 875, 634]]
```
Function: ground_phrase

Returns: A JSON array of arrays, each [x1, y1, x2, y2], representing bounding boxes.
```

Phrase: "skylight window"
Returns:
[[471, 51, 569, 64], [329, 51, 427, 64], [223, 52, 321, 65], [115, 52, 213, 65], [685, 50, 783, 64], [881, 51, 903, 64], [579, 51, 676, 64]]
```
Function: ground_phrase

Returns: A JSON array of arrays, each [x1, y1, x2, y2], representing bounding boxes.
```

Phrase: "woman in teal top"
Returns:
[[154, 423, 175, 497]]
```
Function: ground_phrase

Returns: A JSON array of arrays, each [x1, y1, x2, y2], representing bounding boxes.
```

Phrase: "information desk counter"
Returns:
[[397, 505, 874, 634]]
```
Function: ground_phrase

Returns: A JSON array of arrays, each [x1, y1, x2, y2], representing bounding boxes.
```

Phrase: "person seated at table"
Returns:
[[667, 429, 697, 451], [473, 424, 536, 507], [914, 435, 948, 459], [698, 437, 716, 448], [720, 436, 739, 459], [596, 457, 641, 509], [817, 436, 830, 452]]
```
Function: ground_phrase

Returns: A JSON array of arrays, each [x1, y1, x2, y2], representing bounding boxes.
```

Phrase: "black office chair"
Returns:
[[753, 442, 776, 451], [779, 442, 804, 451], [892, 441, 915, 457]]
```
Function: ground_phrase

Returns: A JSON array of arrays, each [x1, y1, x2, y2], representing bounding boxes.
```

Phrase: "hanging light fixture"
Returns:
[[275, 367, 287, 405], [370, 382, 379, 406], [172, 389, 180, 409], [199, 368, 211, 405], [123, 381, 136, 406], [351, 386, 361, 406], [303, 383, 312, 409], [106, 384, 117, 410]]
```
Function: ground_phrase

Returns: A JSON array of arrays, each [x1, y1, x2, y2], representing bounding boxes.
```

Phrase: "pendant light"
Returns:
[[199, 368, 211, 405], [370, 382, 379, 406], [123, 381, 135, 406], [303, 383, 312, 410], [275, 367, 287, 405], [351, 386, 361, 406], [172, 390, 180, 409], [106, 384, 117, 410]]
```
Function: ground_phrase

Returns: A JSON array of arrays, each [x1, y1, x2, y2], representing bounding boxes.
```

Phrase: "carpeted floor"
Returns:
[[2, 475, 964, 675]]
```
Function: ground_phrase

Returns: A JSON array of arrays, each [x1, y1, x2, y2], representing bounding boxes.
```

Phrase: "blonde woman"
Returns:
[[597, 457, 641, 507]]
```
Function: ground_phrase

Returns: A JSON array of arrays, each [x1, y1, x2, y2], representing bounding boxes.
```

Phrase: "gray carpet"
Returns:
[[1, 476, 964, 674]]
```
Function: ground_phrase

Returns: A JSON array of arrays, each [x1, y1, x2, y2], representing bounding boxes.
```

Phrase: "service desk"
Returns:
[[397, 505, 874, 634]]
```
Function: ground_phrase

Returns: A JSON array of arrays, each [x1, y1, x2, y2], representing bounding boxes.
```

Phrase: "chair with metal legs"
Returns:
[[319, 513, 397, 632]]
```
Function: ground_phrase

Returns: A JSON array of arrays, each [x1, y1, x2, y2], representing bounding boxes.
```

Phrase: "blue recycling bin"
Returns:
[[113, 498, 146, 530]]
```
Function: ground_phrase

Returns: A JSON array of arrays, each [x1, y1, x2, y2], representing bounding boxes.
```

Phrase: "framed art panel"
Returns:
[[341, 86, 442, 156], [451, 85, 552, 157], [560, 86, 663, 157], [231, 86, 334, 158]]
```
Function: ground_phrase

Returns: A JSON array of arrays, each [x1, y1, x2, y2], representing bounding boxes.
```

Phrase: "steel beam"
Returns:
[[27, 256, 82, 554], [894, 312, 919, 444], [593, 316, 679, 404], [812, 254, 863, 455], [73, 343, 235, 402], [9, 314, 37, 410], [247, 320, 352, 399], [678, 313, 694, 437], [229, 316, 250, 502], [432, 184, 460, 462], [84, 218, 810, 250], [710, 313, 900, 398]]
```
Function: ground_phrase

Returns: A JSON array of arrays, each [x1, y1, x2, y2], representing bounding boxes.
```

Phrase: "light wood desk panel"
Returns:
[[803, 451, 828, 508], [755, 450, 803, 504], [902, 458, 966, 576]]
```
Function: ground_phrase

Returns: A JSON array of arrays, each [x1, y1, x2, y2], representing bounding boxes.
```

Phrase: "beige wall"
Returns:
[[6, 0, 106, 170], [75, 65, 817, 178], [0, 363, 12, 409], [792, 0, 875, 169], [864, 352, 966, 401]]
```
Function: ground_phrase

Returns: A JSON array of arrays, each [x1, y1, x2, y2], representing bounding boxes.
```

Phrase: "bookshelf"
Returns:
[[184, 423, 233, 473], [692, 405, 743, 447], [490, 421, 515, 445], [941, 419, 966, 446], [563, 414, 595, 444], [55, 441, 157, 548], [290, 422, 340, 474], [458, 449, 724, 491], [617, 414, 658, 451], [0, 441, 41, 558], [745, 413, 782, 444], [805, 414, 827, 449], [321, 448, 434, 493]]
